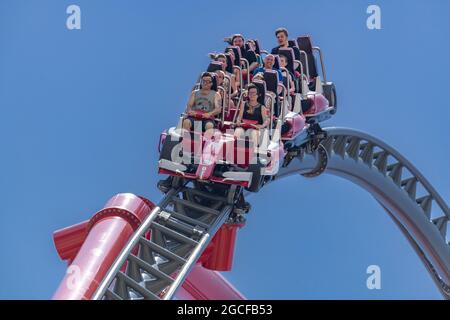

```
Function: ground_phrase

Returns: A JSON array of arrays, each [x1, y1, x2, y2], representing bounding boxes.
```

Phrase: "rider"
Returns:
[[159, 73, 221, 193], [224, 48, 242, 91], [213, 53, 238, 99], [183, 72, 222, 132], [271, 27, 302, 78], [252, 54, 283, 81], [234, 84, 270, 146], [231, 34, 259, 81], [271, 27, 290, 55], [214, 70, 235, 109], [279, 54, 296, 96]]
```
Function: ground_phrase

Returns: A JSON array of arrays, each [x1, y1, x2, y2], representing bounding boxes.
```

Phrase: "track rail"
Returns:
[[275, 127, 450, 298], [92, 126, 449, 299]]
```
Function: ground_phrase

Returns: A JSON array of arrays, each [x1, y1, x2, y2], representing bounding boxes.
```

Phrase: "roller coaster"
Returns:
[[51, 34, 450, 300]]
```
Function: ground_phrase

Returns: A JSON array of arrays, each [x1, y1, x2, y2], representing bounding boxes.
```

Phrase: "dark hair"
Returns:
[[275, 27, 288, 37], [201, 72, 213, 80], [247, 83, 260, 96], [279, 53, 288, 61]]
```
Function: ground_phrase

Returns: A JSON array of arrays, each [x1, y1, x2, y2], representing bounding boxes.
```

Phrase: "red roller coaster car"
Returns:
[[157, 35, 336, 194]]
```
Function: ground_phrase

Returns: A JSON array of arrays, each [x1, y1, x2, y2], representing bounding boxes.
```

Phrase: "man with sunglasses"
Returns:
[[183, 72, 222, 132]]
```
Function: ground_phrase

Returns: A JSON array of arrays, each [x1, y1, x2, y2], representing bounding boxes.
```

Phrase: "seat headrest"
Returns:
[[207, 61, 223, 73], [296, 36, 318, 78], [278, 47, 295, 74], [263, 70, 279, 94], [252, 39, 261, 55], [245, 39, 261, 55], [244, 50, 257, 67], [288, 39, 299, 48], [296, 36, 313, 54], [226, 46, 242, 66], [251, 79, 267, 105], [224, 53, 234, 73], [273, 55, 281, 69]]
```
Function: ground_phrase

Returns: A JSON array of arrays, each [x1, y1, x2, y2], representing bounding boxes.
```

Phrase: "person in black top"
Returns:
[[234, 84, 269, 146], [271, 28, 290, 54], [271, 27, 301, 61], [279, 54, 296, 96], [231, 34, 259, 80]]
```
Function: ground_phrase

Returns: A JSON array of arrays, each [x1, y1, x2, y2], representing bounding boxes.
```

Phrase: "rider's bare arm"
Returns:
[[289, 75, 295, 95], [186, 91, 195, 115], [230, 75, 238, 98], [248, 61, 258, 72], [235, 98, 245, 124], [210, 92, 222, 116], [258, 106, 270, 129], [234, 69, 241, 88]]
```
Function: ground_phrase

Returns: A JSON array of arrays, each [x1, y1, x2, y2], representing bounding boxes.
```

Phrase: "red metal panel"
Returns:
[[53, 195, 245, 300], [202, 223, 243, 271], [52, 193, 154, 300], [53, 220, 89, 264], [178, 263, 245, 300]]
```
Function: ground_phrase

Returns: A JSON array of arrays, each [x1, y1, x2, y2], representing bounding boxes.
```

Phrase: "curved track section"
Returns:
[[276, 127, 450, 298], [92, 127, 449, 299]]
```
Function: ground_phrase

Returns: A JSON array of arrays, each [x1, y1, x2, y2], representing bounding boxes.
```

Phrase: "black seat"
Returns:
[[243, 49, 257, 66], [288, 40, 301, 61], [263, 70, 281, 117], [297, 36, 318, 78], [244, 42, 253, 54], [278, 47, 300, 93], [263, 71, 279, 95], [226, 46, 242, 67], [207, 61, 223, 73], [278, 47, 296, 75], [245, 39, 260, 60], [273, 55, 281, 70], [250, 39, 261, 55], [224, 53, 234, 74], [288, 39, 297, 48]]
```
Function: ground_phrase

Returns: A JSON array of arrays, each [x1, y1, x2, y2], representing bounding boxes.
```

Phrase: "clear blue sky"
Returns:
[[1, 0, 449, 299]]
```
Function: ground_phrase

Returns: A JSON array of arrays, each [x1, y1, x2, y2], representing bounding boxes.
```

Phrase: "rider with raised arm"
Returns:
[[182, 72, 222, 132]]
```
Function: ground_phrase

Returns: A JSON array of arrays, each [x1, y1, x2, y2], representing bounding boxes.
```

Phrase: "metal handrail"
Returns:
[[312, 46, 327, 83], [299, 50, 310, 80], [240, 58, 250, 86]]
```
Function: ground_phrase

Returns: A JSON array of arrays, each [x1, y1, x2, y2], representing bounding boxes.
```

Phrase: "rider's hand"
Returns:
[[203, 112, 211, 118], [187, 110, 196, 117]]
